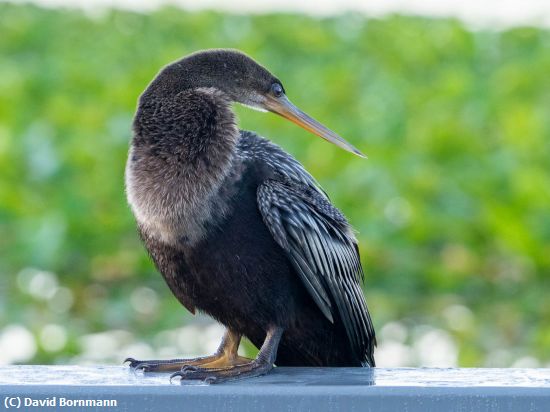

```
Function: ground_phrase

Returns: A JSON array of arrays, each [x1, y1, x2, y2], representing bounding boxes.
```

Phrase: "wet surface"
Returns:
[[1, 366, 550, 387]]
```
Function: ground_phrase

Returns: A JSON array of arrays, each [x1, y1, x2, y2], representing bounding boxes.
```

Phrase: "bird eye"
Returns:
[[271, 83, 283, 98]]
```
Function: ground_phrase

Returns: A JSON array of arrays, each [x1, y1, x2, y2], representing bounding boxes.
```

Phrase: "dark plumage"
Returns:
[[125, 49, 376, 382]]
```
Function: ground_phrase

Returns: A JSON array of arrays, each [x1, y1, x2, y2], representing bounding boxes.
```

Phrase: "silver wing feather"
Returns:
[[257, 179, 376, 366]]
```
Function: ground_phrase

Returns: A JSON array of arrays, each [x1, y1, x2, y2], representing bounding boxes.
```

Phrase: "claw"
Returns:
[[169, 371, 183, 384], [124, 357, 141, 368], [134, 363, 150, 372], [124, 358, 151, 372], [181, 365, 199, 373], [169, 369, 218, 384]]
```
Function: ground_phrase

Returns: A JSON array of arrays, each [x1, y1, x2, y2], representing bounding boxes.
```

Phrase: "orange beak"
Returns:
[[264, 94, 366, 158]]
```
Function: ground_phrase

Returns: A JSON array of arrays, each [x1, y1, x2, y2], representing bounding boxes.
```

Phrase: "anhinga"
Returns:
[[124, 49, 376, 383]]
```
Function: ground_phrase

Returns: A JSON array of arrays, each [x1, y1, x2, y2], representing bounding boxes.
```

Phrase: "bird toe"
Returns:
[[124, 357, 141, 368]]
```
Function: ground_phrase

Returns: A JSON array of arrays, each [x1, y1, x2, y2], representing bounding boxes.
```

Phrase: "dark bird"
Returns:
[[124, 49, 376, 383]]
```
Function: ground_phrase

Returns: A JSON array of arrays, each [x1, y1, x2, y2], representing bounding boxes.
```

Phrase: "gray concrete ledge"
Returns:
[[1, 366, 549, 411]]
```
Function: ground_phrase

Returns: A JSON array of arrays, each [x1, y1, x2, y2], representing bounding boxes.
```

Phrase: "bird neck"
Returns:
[[125, 87, 241, 245], [132, 87, 239, 165]]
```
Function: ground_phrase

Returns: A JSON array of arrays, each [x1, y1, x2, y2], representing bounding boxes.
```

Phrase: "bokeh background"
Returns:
[[1, 1, 549, 368]]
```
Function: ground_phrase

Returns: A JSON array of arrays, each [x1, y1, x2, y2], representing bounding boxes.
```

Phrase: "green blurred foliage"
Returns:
[[0, 3, 549, 366]]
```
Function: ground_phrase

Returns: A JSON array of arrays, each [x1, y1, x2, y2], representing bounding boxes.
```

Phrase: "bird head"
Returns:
[[151, 49, 365, 157]]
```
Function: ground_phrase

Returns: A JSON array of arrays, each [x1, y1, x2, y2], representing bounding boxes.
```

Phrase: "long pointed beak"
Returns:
[[264, 94, 366, 158]]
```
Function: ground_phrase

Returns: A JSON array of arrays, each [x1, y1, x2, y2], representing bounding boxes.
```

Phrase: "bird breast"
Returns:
[[124, 145, 238, 247]]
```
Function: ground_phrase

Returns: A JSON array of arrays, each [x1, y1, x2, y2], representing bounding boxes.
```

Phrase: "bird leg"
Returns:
[[171, 325, 284, 384], [124, 329, 249, 372]]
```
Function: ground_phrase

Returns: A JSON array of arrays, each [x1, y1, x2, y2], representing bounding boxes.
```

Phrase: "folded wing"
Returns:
[[257, 179, 376, 366]]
